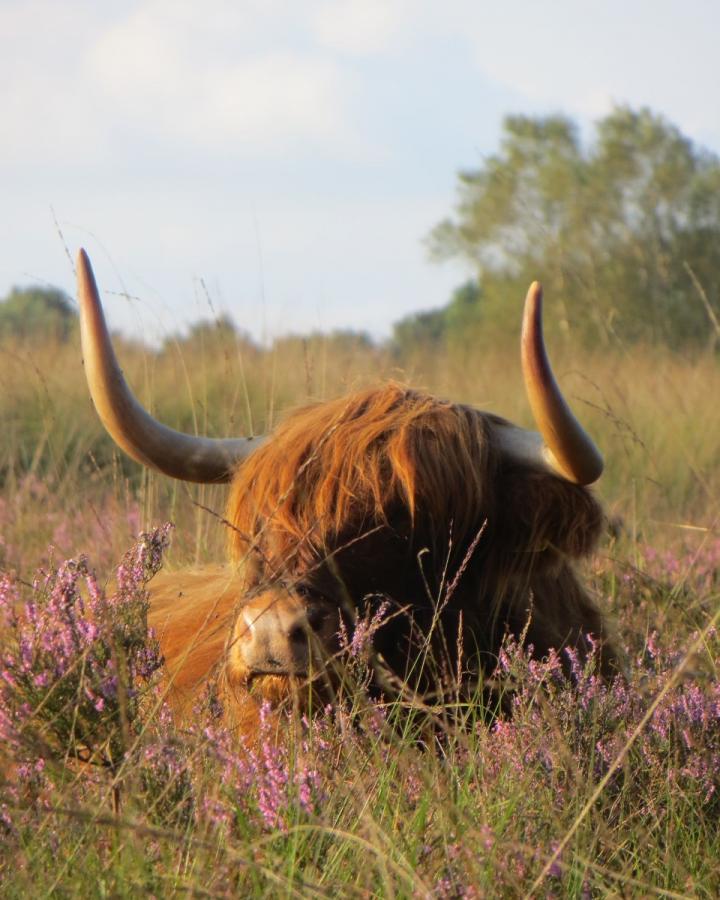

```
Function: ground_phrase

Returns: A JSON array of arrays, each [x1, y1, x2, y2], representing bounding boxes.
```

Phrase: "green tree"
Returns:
[[392, 280, 482, 353], [0, 286, 76, 342], [429, 107, 720, 348], [392, 307, 446, 354]]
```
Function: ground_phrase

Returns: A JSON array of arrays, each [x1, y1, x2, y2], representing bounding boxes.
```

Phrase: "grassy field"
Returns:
[[0, 325, 718, 896]]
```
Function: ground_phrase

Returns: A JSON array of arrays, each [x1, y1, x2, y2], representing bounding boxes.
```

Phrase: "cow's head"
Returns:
[[76, 249, 615, 706]]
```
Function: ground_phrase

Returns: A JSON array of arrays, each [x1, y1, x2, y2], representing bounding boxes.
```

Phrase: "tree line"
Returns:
[[3, 106, 720, 354]]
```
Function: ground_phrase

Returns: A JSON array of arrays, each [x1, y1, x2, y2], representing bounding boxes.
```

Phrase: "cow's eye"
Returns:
[[294, 582, 324, 602]]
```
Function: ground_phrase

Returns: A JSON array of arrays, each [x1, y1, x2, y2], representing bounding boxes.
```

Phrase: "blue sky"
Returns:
[[2, 0, 719, 343]]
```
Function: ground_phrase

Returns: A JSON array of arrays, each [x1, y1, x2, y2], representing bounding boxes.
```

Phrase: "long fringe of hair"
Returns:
[[226, 382, 498, 571]]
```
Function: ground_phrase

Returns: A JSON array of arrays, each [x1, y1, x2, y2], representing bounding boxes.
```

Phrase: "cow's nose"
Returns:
[[235, 596, 328, 675]]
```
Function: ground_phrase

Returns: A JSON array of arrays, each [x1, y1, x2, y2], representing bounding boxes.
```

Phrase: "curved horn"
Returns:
[[520, 282, 603, 484], [77, 248, 262, 483]]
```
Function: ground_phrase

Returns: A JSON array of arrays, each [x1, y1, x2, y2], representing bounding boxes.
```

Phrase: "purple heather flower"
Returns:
[[0, 526, 170, 781]]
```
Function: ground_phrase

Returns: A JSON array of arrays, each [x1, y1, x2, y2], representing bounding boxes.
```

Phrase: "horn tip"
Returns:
[[77, 249, 95, 290], [526, 281, 543, 302], [76, 248, 101, 322], [522, 281, 545, 345]]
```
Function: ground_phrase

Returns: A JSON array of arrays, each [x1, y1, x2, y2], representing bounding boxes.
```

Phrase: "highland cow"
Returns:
[[76, 249, 617, 725]]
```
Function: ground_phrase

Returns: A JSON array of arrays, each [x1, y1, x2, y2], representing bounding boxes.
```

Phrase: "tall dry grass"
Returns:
[[1, 328, 717, 575]]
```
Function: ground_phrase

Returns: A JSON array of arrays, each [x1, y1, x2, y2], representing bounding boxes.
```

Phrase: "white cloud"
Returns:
[[4, 0, 718, 170], [0, 0, 359, 165], [87, 8, 187, 102], [87, 3, 360, 155], [311, 0, 411, 55], [195, 55, 349, 151], [88, 31, 350, 154], [437, 0, 720, 147]]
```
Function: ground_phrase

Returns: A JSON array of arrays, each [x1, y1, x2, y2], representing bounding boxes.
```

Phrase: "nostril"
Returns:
[[288, 624, 308, 645]]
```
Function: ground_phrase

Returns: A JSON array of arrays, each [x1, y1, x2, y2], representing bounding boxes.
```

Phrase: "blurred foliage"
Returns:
[[0, 286, 77, 342], [393, 280, 481, 354], [419, 106, 720, 350]]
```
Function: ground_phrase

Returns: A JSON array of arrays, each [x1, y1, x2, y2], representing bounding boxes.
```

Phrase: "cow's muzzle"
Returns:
[[228, 590, 340, 681]]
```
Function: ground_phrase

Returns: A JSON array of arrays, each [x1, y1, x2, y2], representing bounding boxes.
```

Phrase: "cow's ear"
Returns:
[[497, 472, 604, 560]]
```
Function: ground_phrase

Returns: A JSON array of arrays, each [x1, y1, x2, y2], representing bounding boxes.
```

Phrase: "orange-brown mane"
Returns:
[[227, 382, 495, 572], [226, 381, 604, 573]]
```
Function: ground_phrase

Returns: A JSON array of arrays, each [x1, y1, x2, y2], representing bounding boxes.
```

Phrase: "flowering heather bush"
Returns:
[[0, 527, 718, 895], [0, 524, 171, 827], [487, 634, 719, 808], [0, 527, 327, 833], [609, 536, 720, 609]]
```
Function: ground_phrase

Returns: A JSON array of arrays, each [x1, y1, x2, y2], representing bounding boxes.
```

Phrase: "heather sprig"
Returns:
[[200, 700, 324, 835], [0, 525, 172, 776]]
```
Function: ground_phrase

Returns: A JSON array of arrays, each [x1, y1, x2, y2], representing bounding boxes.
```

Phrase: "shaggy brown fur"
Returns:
[[226, 382, 495, 569], [150, 382, 617, 727], [148, 567, 241, 718]]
